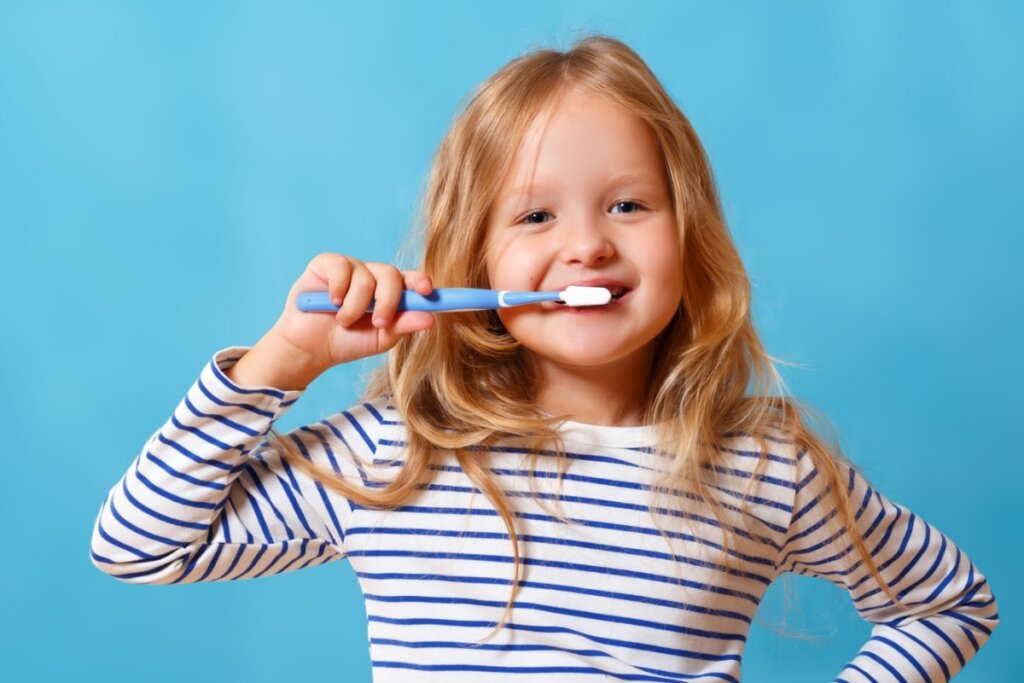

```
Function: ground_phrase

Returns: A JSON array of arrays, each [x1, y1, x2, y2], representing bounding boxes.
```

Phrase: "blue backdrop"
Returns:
[[3, 1, 1018, 680]]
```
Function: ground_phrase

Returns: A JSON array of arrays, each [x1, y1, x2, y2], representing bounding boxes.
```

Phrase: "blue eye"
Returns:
[[517, 202, 644, 225], [519, 210, 552, 225], [611, 200, 644, 214]]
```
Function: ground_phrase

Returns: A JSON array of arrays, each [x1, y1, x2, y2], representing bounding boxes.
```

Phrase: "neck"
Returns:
[[531, 345, 654, 427]]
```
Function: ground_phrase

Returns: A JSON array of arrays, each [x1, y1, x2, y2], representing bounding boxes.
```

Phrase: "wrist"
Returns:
[[227, 330, 324, 392]]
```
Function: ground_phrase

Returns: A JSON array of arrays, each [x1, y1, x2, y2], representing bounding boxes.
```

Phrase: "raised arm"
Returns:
[[88, 346, 352, 584], [774, 450, 999, 682], [89, 253, 437, 585]]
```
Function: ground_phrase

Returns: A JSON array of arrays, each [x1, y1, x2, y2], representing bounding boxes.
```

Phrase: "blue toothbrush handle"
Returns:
[[296, 288, 548, 313], [390, 288, 501, 312]]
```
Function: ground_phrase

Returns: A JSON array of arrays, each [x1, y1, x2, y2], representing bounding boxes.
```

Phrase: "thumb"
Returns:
[[377, 310, 435, 345]]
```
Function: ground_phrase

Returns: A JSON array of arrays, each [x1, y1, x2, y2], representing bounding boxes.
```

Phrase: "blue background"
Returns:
[[2, 1, 1019, 680]]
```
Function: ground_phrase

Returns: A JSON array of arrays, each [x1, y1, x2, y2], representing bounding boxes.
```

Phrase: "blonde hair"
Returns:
[[268, 33, 905, 644]]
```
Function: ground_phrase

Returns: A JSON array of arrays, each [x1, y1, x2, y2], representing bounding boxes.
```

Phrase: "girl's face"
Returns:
[[484, 87, 683, 370]]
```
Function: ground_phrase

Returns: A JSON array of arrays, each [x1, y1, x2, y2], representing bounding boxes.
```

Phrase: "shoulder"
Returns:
[[727, 428, 873, 520], [264, 394, 406, 465], [249, 394, 409, 491], [311, 394, 407, 457], [714, 427, 805, 485]]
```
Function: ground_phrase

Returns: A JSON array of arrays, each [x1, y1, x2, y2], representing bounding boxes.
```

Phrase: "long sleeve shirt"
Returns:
[[89, 345, 999, 682]]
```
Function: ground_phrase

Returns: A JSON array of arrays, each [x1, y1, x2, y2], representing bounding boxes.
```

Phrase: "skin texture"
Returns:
[[484, 86, 683, 426]]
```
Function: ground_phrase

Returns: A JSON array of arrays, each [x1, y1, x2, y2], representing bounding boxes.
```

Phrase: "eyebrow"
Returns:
[[503, 171, 662, 201]]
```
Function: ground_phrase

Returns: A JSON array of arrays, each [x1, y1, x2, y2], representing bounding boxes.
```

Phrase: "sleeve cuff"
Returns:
[[205, 345, 306, 413]]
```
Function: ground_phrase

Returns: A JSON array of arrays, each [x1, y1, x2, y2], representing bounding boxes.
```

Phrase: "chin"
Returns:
[[528, 340, 639, 367]]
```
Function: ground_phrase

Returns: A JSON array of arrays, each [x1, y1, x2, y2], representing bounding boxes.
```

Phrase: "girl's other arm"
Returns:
[[774, 451, 999, 682]]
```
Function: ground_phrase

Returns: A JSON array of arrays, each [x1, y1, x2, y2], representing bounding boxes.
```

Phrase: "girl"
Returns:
[[90, 34, 998, 682]]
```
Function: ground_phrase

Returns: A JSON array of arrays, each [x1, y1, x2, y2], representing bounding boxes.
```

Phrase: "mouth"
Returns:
[[606, 286, 630, 301], [555, 286, 633, 310], [553, 278, 633, 306]]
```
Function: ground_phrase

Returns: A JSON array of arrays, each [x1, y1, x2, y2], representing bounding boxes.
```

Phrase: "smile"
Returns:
[[555, 287, 632, 313]]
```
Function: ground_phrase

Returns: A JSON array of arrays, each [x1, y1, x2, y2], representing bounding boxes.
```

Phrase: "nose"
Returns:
[[558, 216, 616, 265]]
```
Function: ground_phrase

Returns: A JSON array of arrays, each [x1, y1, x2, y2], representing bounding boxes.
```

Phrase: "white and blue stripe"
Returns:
[[90, 346, 999, 682]]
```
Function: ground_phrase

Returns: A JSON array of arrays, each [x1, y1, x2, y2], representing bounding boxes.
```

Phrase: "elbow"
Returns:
[[981, 595, 1001, 638], [89, 503, 192, 584], [89, 549, 188, 585], [89, 533, 190, 585], [961, 581, 1001, 646]]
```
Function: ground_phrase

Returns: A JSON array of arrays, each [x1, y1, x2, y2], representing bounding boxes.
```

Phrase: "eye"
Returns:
[[518, 210, 553, 225], [610, 200, 645, 214]]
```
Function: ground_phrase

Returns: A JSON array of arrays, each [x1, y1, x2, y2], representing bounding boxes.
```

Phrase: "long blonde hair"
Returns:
[[268, 33, 905, 644]]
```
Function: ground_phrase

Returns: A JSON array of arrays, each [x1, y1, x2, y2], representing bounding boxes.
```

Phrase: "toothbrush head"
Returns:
[[558, 286, 613, 307]]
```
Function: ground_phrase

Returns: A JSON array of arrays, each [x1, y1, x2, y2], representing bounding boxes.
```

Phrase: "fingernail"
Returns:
[[372, 317, 385, 328]]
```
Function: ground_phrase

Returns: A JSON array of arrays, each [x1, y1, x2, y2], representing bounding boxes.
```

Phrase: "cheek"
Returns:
[[487, 246, 543, 290], [484, 233, 511, 288], [646, 229, 683, 286], [495, 304, 547, 345]]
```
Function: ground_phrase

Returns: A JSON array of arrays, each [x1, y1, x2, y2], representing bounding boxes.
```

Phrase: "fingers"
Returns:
[[403, 270, 434, 296], [386, 310, 435, 336], [365, 263, 404, 328], [334, 261, 376, 327], [309, 253, 434, 331], [365, 266, 433, 329], [310, 253, 355, 308]]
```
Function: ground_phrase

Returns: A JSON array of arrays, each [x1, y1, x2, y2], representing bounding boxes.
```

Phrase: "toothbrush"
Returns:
[[296, 286, 612, 313]]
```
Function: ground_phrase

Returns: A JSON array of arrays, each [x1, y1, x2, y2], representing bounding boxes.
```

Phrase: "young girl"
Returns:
[[90, 34, 998, 682]]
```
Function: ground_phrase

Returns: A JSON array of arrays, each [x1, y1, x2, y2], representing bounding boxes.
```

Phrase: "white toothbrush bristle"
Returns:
[[559, 286, 613, 307]]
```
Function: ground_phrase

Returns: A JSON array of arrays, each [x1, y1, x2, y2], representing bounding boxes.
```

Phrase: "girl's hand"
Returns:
[[270, 252, 436, 375]]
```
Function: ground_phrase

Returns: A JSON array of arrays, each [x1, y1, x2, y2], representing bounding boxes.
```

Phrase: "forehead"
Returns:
[[497, 89, 665, 200]]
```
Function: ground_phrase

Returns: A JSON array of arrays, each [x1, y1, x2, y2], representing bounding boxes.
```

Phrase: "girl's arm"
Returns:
[[88, 346, 360, 584], [774, 450, 999, 682]]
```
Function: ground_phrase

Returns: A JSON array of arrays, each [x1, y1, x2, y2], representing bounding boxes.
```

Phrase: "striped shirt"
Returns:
[[89, 346, 999, 682]]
